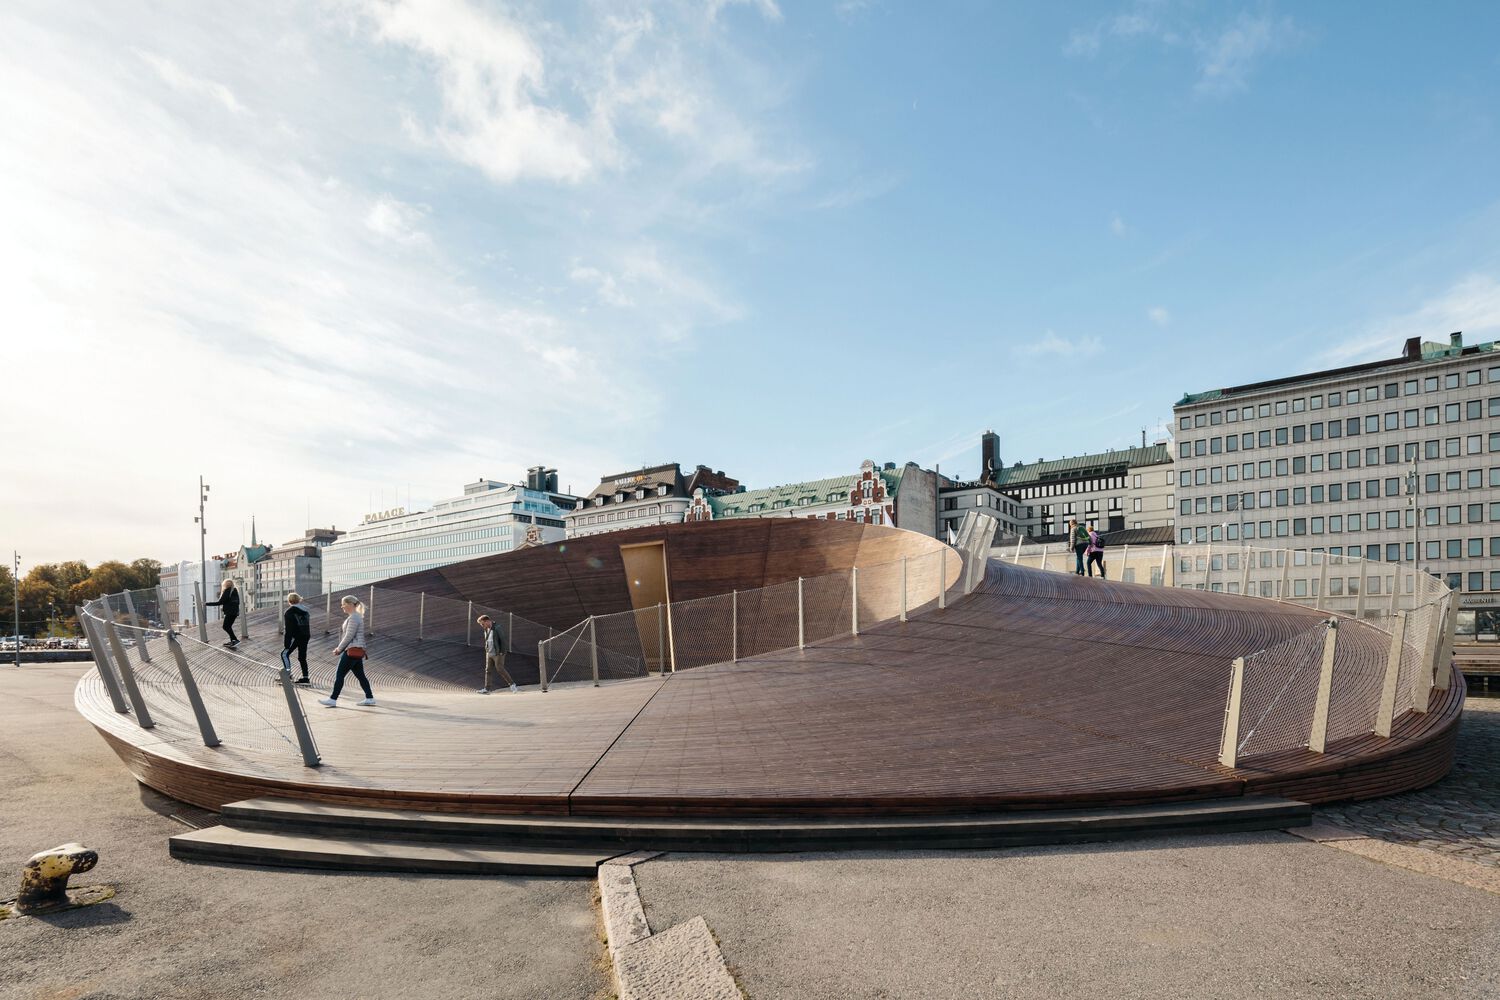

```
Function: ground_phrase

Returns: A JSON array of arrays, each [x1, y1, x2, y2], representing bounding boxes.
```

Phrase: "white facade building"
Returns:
[[158, 558, 224, 627], [322, 479, 574, 590]]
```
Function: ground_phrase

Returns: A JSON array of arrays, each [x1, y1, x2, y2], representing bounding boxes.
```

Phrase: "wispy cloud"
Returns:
[[1016, 331, 1105, 358], [365, 194, 431, 246], [1147, 306, 1170, 326], [834, 0, 878, 24], [707, 0, 783, 23], [1317, 274, 1500, 366], [136, 50, 247, 115], [814, 171, 901, 211], [1066, 2, 1304, 98], [1110, 212, 1128, 237]]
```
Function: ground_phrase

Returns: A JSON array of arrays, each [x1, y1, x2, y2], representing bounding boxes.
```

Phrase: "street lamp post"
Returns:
[[12, 551, 19, 669], [195, 477, 210, 626]]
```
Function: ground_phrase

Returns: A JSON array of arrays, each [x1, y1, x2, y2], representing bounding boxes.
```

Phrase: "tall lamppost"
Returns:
[[12, 551, 19, 669], [195, 477, 210, 624]]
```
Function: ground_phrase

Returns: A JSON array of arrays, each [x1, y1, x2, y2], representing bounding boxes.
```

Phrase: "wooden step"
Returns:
[[169, 827, 616, 876], [220, 795, 1312, 853]]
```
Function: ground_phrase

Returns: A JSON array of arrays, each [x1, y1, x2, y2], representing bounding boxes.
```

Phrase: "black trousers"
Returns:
[[1087, 552, 1106, 578], [332, 652, 373, 700], [284, 636, 309, 677], [221, 611, 239, 643]]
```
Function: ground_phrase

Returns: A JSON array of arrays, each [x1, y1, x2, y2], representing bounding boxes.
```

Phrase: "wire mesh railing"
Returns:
[[537, 531, 987, 690]]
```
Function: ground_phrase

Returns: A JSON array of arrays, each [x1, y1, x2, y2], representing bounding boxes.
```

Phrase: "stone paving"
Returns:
[[1318, 696, 1500, 868]]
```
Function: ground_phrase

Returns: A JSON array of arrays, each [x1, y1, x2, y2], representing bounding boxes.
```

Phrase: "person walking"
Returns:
[[282, 592, 312, 684], [1070, 519, 1089, 576], [319, 596, 375, 708], [476, 614, 518, 694], [1086, 524, 1107, 579], [204, 579, 241, 647]]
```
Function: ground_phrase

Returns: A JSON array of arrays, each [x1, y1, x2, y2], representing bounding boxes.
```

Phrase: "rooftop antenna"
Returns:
[[1141, 426, 1147, 448]]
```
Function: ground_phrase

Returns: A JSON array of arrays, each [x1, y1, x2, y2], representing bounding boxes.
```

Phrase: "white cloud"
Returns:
[[1147, 306, 1170, 326], [1317, 274, 1500, 366], [1016, 331, 1105, 358], [1195, 11, 1303, 97], [1110, 212, 1128, 237], [365, 194, 431, 245], [137, 50, 247, 115], [707, 0, 783, 23], [814, 171, 901, 211], [569, 264, 634, 308], [835, 0, 878, 23]]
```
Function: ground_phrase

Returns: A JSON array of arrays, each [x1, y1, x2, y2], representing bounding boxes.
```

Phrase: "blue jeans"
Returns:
[[1074, 544, 1087, 575], [331, 652, 373, 700]]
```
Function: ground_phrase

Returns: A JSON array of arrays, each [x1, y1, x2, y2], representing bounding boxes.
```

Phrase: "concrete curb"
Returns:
[[1290, 821, 1500, 895], [598, 855, 742, 1000]]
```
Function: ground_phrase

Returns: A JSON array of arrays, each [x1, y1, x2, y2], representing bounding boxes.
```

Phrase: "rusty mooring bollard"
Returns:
[[15, 843, 100, 914]]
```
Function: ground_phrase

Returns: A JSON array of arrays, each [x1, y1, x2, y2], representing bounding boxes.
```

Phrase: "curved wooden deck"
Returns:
[[78, 551, 1462, 818]]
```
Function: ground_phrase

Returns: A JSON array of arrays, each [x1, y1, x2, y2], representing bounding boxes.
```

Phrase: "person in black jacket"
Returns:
[[204, 579, 241, 647], [282, 592, 312, 684]]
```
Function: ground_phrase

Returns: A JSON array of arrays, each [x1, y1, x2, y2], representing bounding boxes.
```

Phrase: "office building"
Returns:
[[1173, 332, 1499, 624], [323, 475, 577, 589], [684, 459, 940, 535]]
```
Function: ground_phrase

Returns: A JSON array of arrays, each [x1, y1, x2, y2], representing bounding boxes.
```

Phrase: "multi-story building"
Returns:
[[683, 460, 940, 535], [567, 464, 739, 539], [159, 558, 224, 627], [1173, 332, 1499, 622], [323, 473, 577, 589], [940, 431, 1175, 541], [254, 528, 343, 607]]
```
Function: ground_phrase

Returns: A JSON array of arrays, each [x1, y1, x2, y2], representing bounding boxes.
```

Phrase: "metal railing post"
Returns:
[[1014, 536, 1023, 562], [1387, 574, 1400, 617], [1239, 549, 1252, 596], [732, 590, 738, 662], [1375, 611, 1408, 738], [1218, 656, 1246, 768], [241, 588, 250, 640], [278, 661, 321, 767], [1308, 620, 1339, 753], [1433, 593, 1458, 692], [466, 601, 474, 645], [326, 591, 333, 632], [1355, 562, 1368, 619], [120, 590, 152, 663], [900, 557, 908, 623], [589, 616, 600, 687], [193, 582, 208, 641], [1119, 543, 1130, 584], [166, 632, 220, 747], [103, 618, 154, 729], [797, 577, 805, 649], [1202, 542, 1213, 590], [1159, 545, 1169, 587], [850, 566, 859, 636], [657, 602, 666, 672], [1039, 548, 1048, 572], [418, 593, 425, 641], [79, 609, 128, 714], [939, 549, 947, 609], [367, 585, 374, 634], [538, 638, 549, 693], [1315, 554, 1328, 610], [1277, 552, 1291, 601]]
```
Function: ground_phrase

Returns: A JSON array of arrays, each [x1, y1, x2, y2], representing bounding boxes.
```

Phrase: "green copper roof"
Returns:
[[711, 467, 904, 516], [991, 444, 1170, 487]]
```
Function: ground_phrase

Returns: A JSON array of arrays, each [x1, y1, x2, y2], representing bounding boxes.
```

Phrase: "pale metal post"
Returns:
[[1218, 657, 1246, 768], [326, 592, 333, 632], [1315, 553, 1328, 611], [1387, 574, 1400, 617], [79, 609, 128, 714], [166, 632, 220, 747], [1433, 593, 1458, 692], [120, 590, 152, 663], [850, 566, 859, 636], [508, 612, 514, 659], [1374, 611, 1408, 738], [589, 616, 600, 687], [1355, 563, 1368, 619], [103, 618, 154, 729], [657, 602, 666, 672], [939, 548, 947, 610], [367, 585, 374, 634], [1014, 536, 1023, 561], [194, 582, 208, 642], [278, 661, 321, 767], [1239, 548, 1252, 596], [1159, 545, 1169, 587], [418, 593, 425, 641], [466, 601, 474, 645], [797, 577, 805, 650], [1202, 542, 1213, 590], [900, 557, 908, 623], [1119, 544, 1130, 584], [156, 585, 172, 629], [732, 590, 738, 662], [1278, 551, 1291, 602], [1308, 620, 1339, 753], [1039, 548, 1048, 572], [240, 587, 249, 640], [538, 639, 549, 693]]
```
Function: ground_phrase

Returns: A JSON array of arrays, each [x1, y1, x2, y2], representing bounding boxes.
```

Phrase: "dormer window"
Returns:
[[635, 488, 645, 500], [614, 492, 625, 503], [657, 485, 669, 496], [593, 496, 604, 507]]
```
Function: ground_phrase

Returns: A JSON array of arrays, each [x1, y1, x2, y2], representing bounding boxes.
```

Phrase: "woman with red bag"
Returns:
[[319, 595, 375, 708]]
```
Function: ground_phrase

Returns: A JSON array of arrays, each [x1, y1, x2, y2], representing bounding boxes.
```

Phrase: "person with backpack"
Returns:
[[281, 592, 312, 684], [1086, 524, 1107, 579], [1070, 519, 1090, 575]]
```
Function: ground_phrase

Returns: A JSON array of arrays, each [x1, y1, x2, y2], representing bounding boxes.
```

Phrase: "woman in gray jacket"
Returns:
[[319, 596, 375, 707]]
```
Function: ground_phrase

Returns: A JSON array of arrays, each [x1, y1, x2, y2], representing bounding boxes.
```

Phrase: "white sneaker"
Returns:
[[509, 683, 519, 693], [318, 698, 337, 707], [357, 698, 377, 706]]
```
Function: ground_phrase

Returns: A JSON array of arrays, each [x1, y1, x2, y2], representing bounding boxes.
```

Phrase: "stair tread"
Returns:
[[172, 826, 616, 868], [224, 795, 1308, 835]]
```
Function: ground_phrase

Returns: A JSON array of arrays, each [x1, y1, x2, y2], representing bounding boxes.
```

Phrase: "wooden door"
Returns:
[[619, 541, 672, 671]]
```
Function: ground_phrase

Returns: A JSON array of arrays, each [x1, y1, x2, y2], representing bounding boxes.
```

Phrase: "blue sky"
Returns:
[[3, 0, 1499, 562]]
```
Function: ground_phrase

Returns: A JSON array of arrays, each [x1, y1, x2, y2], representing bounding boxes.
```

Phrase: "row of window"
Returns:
[[1178, 515, 1500, 547], [1180, 367, 1500, 429], [1181, 440, 1500, 488], [1179, 401, 1500, 458], [573, 504, 667, 525], [1182, 485, 1500, 517]]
